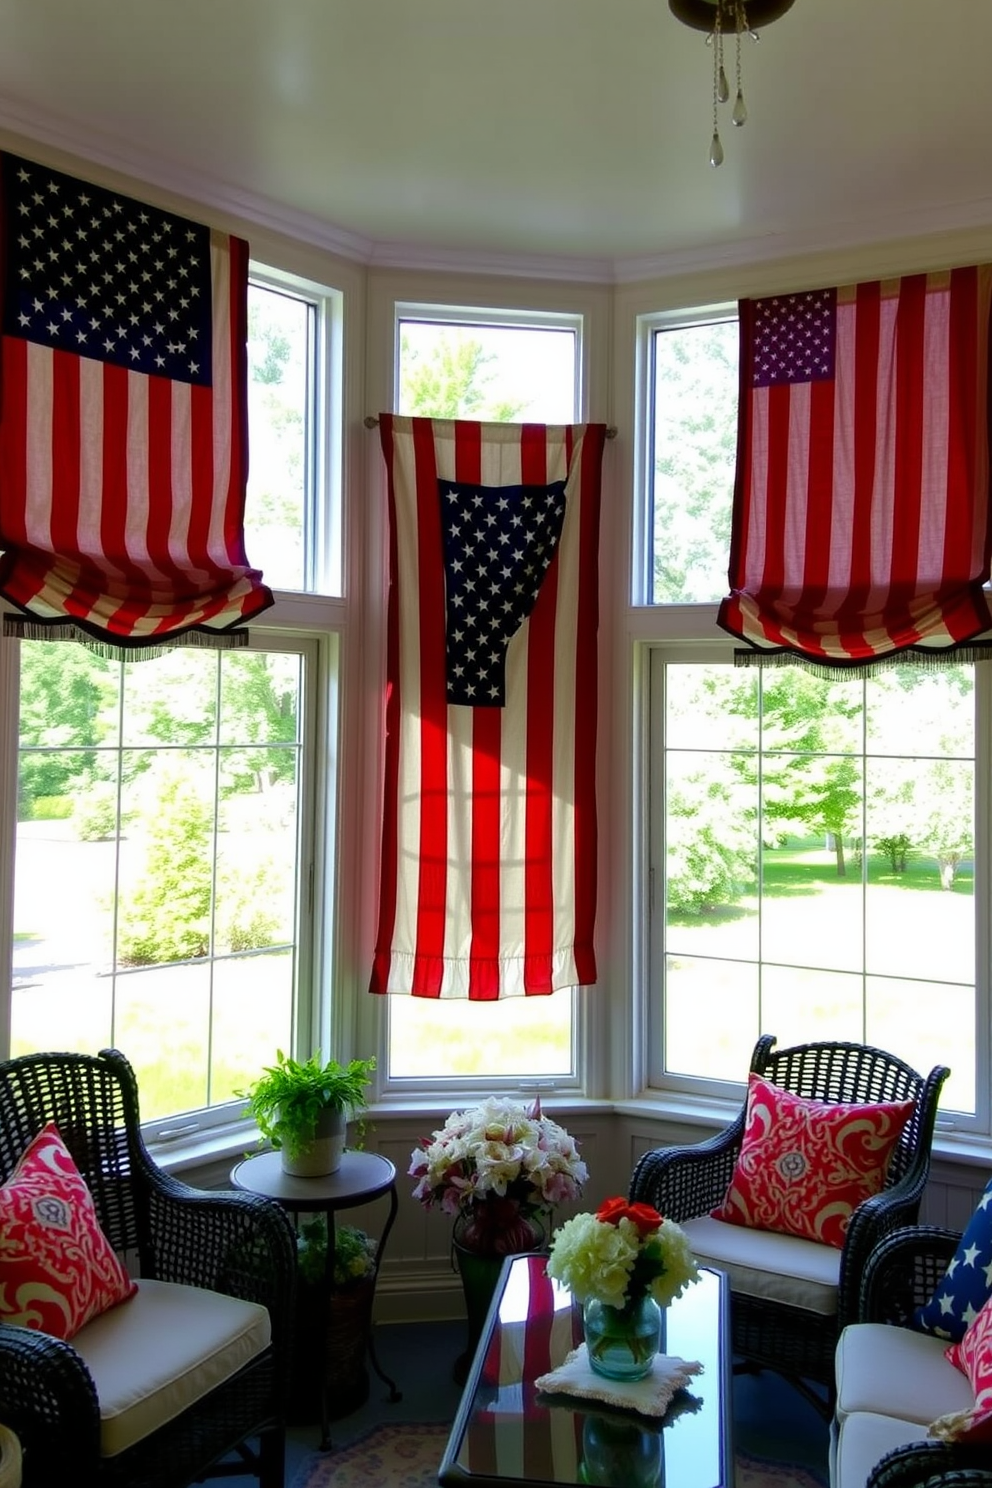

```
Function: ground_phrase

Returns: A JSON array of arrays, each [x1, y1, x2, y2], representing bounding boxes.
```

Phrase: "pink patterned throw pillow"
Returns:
[[0, 1121, 137, 1339], [711, 1073, 914, 1248], [946, 1292, 992, 1410]]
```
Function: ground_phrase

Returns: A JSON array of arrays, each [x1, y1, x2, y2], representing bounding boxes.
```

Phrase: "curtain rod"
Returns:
[[364, 414, 616, 438]]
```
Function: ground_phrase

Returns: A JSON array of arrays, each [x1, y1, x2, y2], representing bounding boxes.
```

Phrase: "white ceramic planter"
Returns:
[[280, 1106, 347, 1177]]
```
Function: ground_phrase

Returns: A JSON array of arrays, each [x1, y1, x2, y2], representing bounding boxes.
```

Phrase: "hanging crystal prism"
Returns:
[[674, 0, 788, 169], [732, 2, 747, 127], [709, 0, 724, 167]]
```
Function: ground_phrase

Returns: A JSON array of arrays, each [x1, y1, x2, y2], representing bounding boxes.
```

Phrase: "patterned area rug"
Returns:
[[290, 1421, 829, 1488]]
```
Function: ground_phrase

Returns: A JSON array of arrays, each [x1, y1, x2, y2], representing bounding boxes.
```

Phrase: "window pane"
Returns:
[[12, 639, 308, 1125], [245, 282, 312, 593], [866, 975, 973, 1114], [389, 994, 574, 1080], [665, 956, 758, 1083], [398, 320, 577, 423], [651, 320, 737, 603], [656, 659, 975, 1114]]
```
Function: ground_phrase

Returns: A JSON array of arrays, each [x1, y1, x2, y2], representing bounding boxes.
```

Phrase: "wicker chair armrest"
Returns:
[[141, 1174, 297, 1343], [837, 1170, 938, 1326], [0, 1325, 101, 1481], [855, 1224, 961, 1325], [868, 1440, 992, 1488], [629, 1116, 745, 1221]]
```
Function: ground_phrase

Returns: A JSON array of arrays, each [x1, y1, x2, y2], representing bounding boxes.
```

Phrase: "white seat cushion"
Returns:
[[830, 1411, 929, 1488], [834, 1323, 974, 1428], [70, 1278, 271, 1457], [681, 1215, 841, 1315]]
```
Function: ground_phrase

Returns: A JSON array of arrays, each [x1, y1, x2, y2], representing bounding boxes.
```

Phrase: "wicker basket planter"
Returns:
[[291, 1274, 377, 1422]]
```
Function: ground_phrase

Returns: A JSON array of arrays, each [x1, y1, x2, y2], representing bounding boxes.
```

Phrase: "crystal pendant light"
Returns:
[[669, 0, 796, 166]]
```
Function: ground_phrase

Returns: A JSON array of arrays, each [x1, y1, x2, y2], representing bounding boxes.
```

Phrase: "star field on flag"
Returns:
[[438, 477, 567, 707], [750, 287, 836, 387], [2, 157, 213, 387]]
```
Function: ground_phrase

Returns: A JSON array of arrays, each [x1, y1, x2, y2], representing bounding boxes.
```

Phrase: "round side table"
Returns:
[[231, 1148, 401, 1449]]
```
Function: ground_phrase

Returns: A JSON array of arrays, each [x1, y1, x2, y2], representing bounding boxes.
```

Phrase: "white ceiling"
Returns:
[[0, 0, 990, 278]]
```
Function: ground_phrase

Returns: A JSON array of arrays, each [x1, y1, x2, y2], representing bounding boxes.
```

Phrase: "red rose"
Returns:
[[624, 1202, 663, 1236], [595, 1197, 664, 1235], [595, 1197, 630, 1226]]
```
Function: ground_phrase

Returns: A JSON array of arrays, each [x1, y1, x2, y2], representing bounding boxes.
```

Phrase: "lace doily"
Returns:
[[534, 1345, 703, 1418]]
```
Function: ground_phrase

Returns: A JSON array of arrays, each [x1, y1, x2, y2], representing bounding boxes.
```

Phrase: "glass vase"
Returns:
[[579, 1413, 663, 1488], [451, 1207, 545, 1385], [582, 1293, 662, 1381]]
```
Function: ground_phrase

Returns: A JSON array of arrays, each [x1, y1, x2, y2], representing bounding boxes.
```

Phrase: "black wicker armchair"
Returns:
[[834, 1226, 992, 1488], [629, 1034, 949, 1400], [867, 1442, 992, 1488], [0, 1048, 297, 1488], [857, 1224, 962, 1330]]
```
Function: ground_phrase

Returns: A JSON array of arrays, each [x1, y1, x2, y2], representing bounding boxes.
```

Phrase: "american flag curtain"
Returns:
[[370, 415, 606, 1000], [718, 266, 992, 669], [0, 152, 272, 651]]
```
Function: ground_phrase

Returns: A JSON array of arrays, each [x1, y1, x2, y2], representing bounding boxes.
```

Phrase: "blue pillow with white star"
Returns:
[[914, 1176, 992, 1342]]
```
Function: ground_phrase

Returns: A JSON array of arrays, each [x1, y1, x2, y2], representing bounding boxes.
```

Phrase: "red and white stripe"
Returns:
[[467, 1256, 583, 1480], [0, 231, 271, 642], [719, 266, 992, 663], [370, 416, 605, 1000]]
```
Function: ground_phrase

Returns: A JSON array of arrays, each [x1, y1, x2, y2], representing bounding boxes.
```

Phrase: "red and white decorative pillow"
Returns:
[[711, 1073, 914, 1249], [945, 1291, 992, 1412], [0, 1121, 137, 1339]]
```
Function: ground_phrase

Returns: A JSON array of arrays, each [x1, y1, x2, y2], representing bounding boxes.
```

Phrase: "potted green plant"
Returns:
[[240, 1049, 376, 1176]]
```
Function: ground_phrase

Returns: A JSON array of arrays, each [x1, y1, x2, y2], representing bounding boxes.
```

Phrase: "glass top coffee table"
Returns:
[[439, 1256, 732, 1488]]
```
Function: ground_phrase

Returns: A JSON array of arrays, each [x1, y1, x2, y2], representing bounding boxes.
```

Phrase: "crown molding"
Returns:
[[0, 95, 374, 264], [1, 93, 991, 289], [367, 239, 615, 285], [613, 197, 992, 284]]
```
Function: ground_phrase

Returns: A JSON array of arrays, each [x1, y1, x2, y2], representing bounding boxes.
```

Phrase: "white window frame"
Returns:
[[633, 305, 992, 1139], [141, 628, 327, 1144], [394, 301, 585, 425], [249, 264, 344, 598], [632, 304, 736, 608], [0, 260, 347, 1150], [370, 299, 590, 1101]]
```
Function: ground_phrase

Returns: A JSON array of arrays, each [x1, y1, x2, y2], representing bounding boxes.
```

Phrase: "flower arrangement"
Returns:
[[409, 1095, 588, 1254], [546, 1196, 699, 1311]]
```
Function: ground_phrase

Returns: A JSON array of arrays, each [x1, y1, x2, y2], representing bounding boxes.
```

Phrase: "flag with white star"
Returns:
[[2, 157, 213, 385], [371, 416, 607, 1000], [915, 1177, 992, 1343], [750, 288, 836, 388], [438, 476, 566, 707], [0, 151, 271, 649], [718, 266, 992, 668]]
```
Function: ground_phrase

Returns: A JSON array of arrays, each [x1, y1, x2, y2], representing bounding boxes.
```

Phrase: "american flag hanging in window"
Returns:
[[719, 266, 992, 673], [370, 416, 607, 1001], [0, 151, 272, 653]]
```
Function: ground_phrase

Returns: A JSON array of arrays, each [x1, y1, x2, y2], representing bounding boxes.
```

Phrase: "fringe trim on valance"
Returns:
[[733, 642, 992, 680], [3, 615, 250, 661]]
